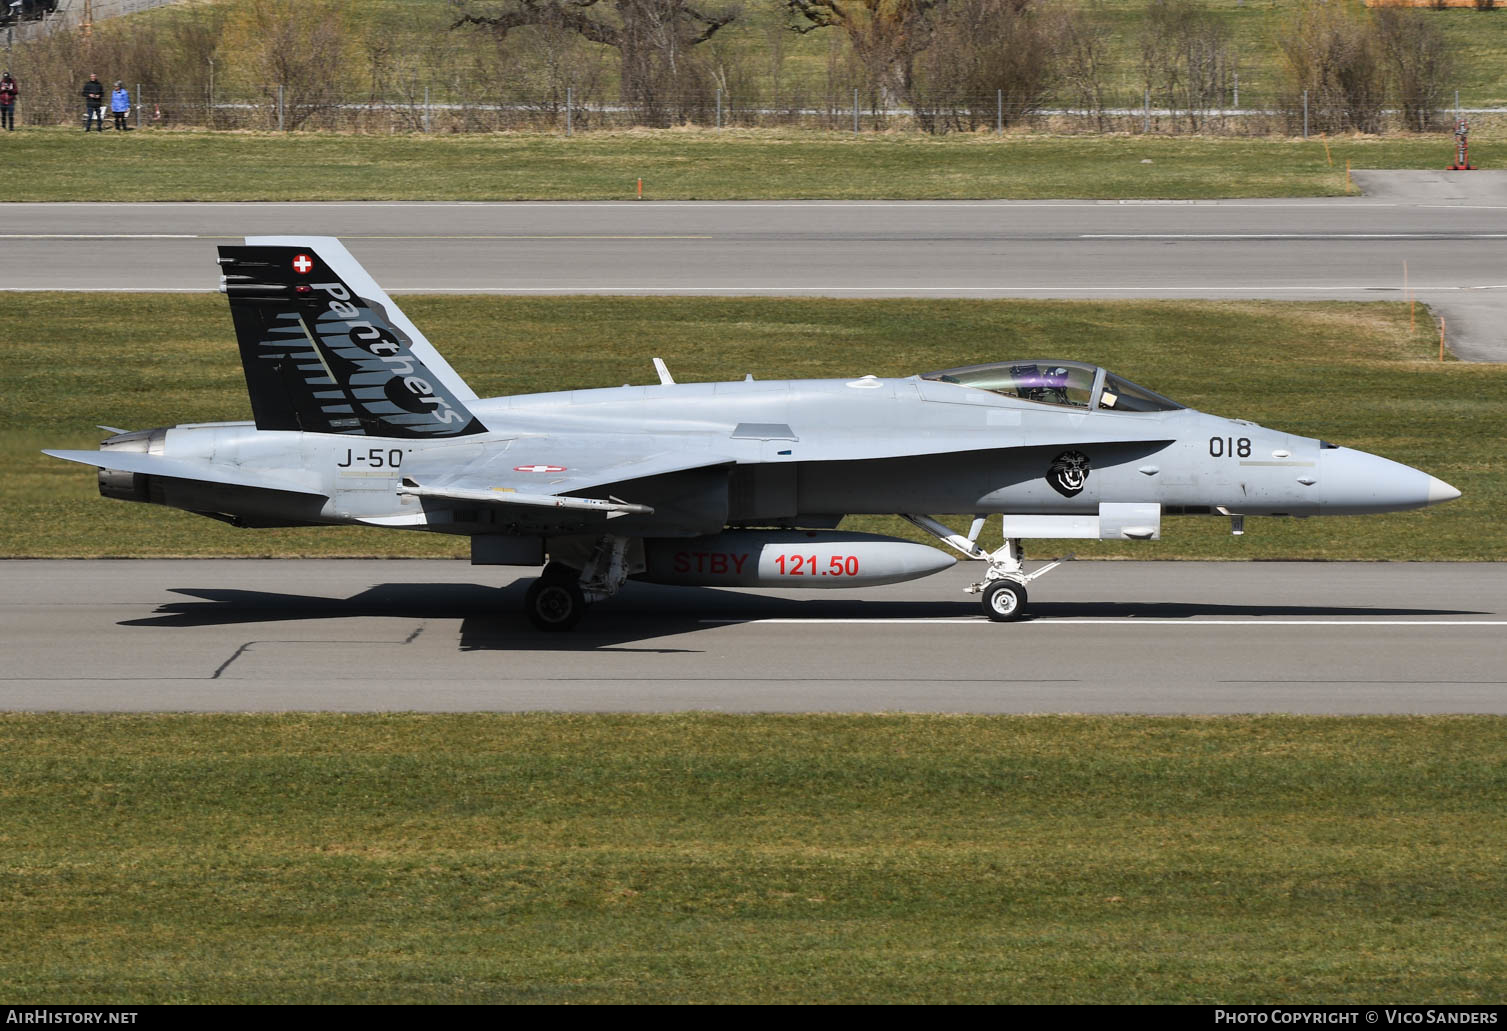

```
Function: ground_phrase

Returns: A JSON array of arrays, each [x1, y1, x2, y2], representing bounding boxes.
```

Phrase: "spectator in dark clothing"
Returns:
[[0, 73, 17, 131], [110, 81, 130, 131], [82, 73, 103, 131]]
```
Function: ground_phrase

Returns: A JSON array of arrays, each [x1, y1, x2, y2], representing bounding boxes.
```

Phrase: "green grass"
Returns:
[[2, 127, 1500, 201], [4, 293, 1502, 560], [1, 713, 1505, 1003]]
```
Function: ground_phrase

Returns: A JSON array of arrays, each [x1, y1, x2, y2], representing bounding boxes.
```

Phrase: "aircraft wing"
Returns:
[[400, 437, 736, 517], [42, 449, 326, 497]]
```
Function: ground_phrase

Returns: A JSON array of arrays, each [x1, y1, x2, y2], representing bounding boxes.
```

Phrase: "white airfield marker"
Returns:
[[701, 618, 1507, 626]]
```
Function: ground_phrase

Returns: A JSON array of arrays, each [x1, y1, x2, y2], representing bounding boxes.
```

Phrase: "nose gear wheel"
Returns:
[[983, 580, 1027, 622]]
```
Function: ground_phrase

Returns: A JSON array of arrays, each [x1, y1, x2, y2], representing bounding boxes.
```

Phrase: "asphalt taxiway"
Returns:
[[3, 173, 1505, 358], [4, 180, 1501, 714], [3, 559, 1503, 713]]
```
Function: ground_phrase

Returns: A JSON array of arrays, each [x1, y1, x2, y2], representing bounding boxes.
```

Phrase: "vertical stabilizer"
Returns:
[[218, 236, 485, 438]]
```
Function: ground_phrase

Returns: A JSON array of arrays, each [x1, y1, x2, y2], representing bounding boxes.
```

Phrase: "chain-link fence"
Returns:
[[7, 83, 1485, 135]]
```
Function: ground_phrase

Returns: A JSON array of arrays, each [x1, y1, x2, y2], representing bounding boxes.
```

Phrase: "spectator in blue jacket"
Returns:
[[110, 81, 130, 131]]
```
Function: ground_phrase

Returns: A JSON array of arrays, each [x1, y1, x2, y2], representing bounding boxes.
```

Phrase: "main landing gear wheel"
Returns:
[[525, 564, 585, 632], [982, 580, 1027, 622]]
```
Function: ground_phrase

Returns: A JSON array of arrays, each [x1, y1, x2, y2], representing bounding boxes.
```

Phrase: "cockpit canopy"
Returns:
[[920, 360, 1184, 413]]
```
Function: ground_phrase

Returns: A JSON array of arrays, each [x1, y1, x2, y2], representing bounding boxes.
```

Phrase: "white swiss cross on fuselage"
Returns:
[[292, 254, 313, 274]]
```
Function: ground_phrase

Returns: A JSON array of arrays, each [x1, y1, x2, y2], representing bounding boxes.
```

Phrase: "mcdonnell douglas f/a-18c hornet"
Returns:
[[45, 238, 1461, 629]]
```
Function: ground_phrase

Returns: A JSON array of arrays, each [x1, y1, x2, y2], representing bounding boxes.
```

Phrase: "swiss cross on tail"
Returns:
[[218, 241, 486, 438]]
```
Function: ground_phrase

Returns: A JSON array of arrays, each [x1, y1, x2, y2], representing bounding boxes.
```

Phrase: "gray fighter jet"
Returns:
[[45, 237, 1461, 629]]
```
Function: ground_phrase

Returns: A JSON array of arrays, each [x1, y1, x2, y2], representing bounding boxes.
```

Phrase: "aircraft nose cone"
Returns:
[[1317, 448, 1460, 514], [1427, 475, 1462, 505]]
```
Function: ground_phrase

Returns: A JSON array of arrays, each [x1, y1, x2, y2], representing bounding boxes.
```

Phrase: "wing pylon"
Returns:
[[397, 478, 653, 519]]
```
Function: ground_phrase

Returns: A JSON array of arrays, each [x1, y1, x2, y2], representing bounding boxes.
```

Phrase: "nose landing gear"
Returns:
[[900, 514, 1070, 622], [982, 579, 1028, 622]]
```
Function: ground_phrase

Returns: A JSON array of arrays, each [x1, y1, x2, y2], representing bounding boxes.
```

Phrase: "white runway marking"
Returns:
[[7, 200, 1421, 208], [701, 618, 1507, 626], [7, 285, 1505, 295], [1083, 233, 1507, 239], [0, 234, 198, 239], [0, 288, 214, 293], [385, 284, 1507, 294], [8, 285, 1502, 294], [0, 233, 711, 240], [348, 234, 714, 240]]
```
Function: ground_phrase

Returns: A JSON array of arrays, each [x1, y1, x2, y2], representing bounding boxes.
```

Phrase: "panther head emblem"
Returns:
[[1048, 450, 1091, 498]]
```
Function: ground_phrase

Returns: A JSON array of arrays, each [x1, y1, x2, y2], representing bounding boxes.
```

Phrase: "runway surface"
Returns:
[[5, 183, 1501, 715], [4, 559, 1503, 713], [4, 174, 1505, 358]]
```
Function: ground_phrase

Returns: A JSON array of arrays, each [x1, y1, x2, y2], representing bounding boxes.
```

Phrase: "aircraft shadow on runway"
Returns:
[[117, 582, 1487, 652]]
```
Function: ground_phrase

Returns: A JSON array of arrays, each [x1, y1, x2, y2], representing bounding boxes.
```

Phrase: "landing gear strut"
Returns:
[[900, 514, 1070, 623], [523, 536, 634, 632]]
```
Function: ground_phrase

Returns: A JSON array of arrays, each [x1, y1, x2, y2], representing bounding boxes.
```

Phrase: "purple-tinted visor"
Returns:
[[1008, 365, 1071, 388]]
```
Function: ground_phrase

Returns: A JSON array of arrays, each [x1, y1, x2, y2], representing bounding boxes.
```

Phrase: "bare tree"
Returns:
[[164, 1, 227, 123], [452, 0, 738, 125], [457, 8, 610, 129], [1054, 3, 1114, 131], [221, 0, 351, 129], [787, 0, 941, 109], [1139, 0, 1235, 132], [1276, 0, 1386, 134], [1375, 7, 1447, 132], [912, 0, 1056, 132]]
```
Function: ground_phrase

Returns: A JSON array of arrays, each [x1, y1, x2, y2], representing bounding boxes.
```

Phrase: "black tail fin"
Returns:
[[217, 237, 486, 438]]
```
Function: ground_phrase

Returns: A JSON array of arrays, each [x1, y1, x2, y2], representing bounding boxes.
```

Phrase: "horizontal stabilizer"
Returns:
[[43, 449, 327, 497]]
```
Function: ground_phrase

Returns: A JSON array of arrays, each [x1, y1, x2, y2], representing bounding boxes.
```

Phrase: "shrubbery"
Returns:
[[0, 0, 1464, 134]]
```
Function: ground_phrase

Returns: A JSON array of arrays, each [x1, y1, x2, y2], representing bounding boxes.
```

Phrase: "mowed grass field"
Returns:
[[2, 713, 1505, 1004], [1, 127, 1499, 200], [4, 293, 1501, 560]]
